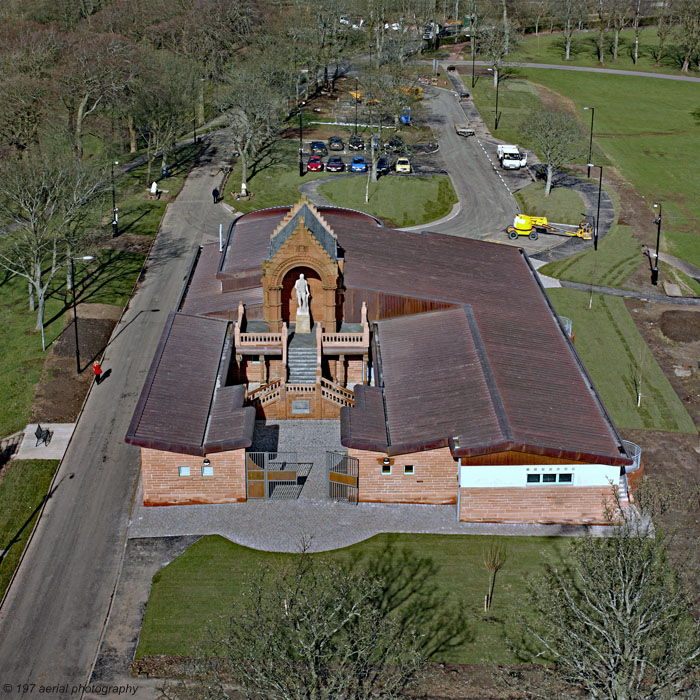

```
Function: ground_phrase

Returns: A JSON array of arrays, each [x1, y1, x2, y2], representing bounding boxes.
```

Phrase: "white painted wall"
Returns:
[[459, 463, 621, 488]]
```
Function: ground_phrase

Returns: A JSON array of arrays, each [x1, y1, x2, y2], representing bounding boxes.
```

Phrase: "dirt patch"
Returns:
[[30, 304, 120, 423], [131, 656, 541, 699], [660, 309, 700, 342], [531, 82, 578, 115], [101, 233, 154, 256]]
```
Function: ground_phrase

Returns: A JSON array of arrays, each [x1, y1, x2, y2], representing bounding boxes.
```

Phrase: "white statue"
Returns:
[[150, 181, 158, 195], [294, 274, 310, 313]]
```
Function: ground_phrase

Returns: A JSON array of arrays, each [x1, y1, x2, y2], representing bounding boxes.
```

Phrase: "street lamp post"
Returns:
[[71, 255, 95, 374], [587, 163, 603, 251], [651, 202, 662, 285], [354, 77, 359, 133], [583, 106, 595, 178], [111, 160, 119, 237], [298, 107, 304, 177]]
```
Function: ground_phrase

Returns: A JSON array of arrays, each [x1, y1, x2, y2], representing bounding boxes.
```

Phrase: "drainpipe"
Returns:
[[282, 323, 288, 382]]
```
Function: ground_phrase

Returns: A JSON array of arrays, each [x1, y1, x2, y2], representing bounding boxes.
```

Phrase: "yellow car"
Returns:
[[395, 157, 411, 173]]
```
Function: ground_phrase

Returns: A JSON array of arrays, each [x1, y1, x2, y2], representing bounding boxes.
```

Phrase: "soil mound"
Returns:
[[660, 310, 700, 342]]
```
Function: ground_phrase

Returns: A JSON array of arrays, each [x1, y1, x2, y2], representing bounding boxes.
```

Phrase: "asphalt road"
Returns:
[[414, 85, 518, 239], [0, 131, 233, 700]]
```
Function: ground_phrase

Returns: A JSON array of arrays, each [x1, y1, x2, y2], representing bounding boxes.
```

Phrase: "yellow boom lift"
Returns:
[[507, 214, 593, 241]]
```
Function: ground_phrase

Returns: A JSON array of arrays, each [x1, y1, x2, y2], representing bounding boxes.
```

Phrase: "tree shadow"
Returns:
[[350, 535, 472, 659]]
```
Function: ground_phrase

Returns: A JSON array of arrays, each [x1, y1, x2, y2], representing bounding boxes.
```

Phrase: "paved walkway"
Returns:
[[14, 423, 76, 461]]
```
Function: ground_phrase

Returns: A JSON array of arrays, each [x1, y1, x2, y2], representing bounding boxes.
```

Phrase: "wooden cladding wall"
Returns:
[[344, 287, 457, 324], [459, 451, 590, 466]]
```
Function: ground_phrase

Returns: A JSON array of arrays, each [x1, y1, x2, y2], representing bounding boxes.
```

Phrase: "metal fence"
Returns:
[[327, 451, 359, 504], [246, 452, 308, 500]]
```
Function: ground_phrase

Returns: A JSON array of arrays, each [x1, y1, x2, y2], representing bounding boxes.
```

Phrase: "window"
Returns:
[[202, 465, 214, 477], [178, 466, 190, 477], [404, 464, 414, 475], [527, 471, 574, 485], [381, 463, 392, 475]]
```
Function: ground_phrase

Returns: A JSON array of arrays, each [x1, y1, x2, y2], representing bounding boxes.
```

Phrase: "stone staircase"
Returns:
[[287, 345, 317, 383]]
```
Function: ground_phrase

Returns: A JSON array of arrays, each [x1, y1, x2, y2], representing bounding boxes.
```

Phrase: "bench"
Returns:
[[35, 424, 53, 447]]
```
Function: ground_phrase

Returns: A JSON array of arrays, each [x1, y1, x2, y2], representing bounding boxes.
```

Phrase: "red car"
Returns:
[[307, 155, 324, 172]]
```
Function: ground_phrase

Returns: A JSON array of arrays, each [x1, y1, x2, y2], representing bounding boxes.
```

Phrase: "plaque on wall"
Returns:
[[292, 400, 311, 414]]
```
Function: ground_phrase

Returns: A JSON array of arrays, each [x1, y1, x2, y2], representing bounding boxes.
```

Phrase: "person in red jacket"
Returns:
[[92, 361, 103, 385]]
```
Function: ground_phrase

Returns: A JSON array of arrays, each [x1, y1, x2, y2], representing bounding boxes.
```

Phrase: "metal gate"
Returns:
[[327, 452, 359, 504], [247, 452, 301, 500]]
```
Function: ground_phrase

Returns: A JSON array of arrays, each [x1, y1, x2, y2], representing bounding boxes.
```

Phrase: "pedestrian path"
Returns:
[[14, 423, 76, 461]]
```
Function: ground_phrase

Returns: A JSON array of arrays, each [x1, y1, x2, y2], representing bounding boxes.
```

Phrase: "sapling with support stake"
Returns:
[[482, 538, 507, 611]]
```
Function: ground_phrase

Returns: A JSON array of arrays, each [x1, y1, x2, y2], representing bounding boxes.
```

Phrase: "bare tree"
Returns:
[[0, 145, 104, 332], [517, 500, 700, 699], [56, 31, 138, 157], [555, 0, 587, 60], [654, 0, 673, 66], [521, 108, 587, 195], [674, 0, 700, 72], [479, 22, 517, 85], [596, 0, 611, 64], [218, 68, 284, 194], [161, 552, 424, 700], [609, 0, 632, 61], [132, 54, 194, 184]]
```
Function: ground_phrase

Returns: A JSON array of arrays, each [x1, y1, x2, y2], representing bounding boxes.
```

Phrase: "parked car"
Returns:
[[376, 156, 390, 175], [395, 157, 411, 173], [310, 141, 328, 156], [385, 134, 404, 152], [307, 155, 324, 171], [348, 134, 364, 150], [326, 156, 345, 172], [350, 156, 368, 172], [328, 136, 344, 151]]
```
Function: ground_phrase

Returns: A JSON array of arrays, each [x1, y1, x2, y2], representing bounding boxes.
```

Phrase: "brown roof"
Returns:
[[130, 204, 629, 466], [126, 313, 254, 456]]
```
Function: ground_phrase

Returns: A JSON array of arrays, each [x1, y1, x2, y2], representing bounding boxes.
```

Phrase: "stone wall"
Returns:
[[141, 448, 246, 506]]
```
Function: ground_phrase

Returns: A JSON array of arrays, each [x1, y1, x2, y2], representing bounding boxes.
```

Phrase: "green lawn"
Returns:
[[547, 288, 696, 433], [116, 142, 202, 237], [539, 224, 641, 288], [320, 174, 457, 227], [0, 459, 59, 597], [514, 182, 586, 224], [136, 533, 569, 664], [508, 27, 695, 76], [223, 139, 458, 227], [0, 250, 144, 436]]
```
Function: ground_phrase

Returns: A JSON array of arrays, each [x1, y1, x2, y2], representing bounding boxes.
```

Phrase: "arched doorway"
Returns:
[[282, 266, 323, 326]]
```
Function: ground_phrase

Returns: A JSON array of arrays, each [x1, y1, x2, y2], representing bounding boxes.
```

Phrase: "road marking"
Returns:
[[475, 137, 513, 196]]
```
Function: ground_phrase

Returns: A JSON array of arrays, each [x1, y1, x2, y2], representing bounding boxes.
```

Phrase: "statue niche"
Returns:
[[281, 267, 321, 330]]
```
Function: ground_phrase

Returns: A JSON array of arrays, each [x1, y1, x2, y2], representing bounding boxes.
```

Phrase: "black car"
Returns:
[[376, 156, 390, 175], [385, 134, 404, 152], [348, 134, 364, 150], [326, 156, 345, 172], [328, 136, 344, 151], [310, 141, 328, 156]]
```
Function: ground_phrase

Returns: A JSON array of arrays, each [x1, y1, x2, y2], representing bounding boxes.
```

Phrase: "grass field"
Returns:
[[223, 139, 457, 227], [547, 288, 696, 433], [539, 224, 640, 287], [470, 69, 700, 270], [319, 174, 457, 227], [514, 182, 586, 224], [0, 459, 59, 597], [509, 27, 695, 75], [116, 142, 202, 237], [0, 250, 144, 436], [135, 533, 570, 664]]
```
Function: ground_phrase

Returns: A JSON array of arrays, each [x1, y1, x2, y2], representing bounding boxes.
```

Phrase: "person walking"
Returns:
[[212, 187, 219, 204], [92, 361, 103, 385]]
